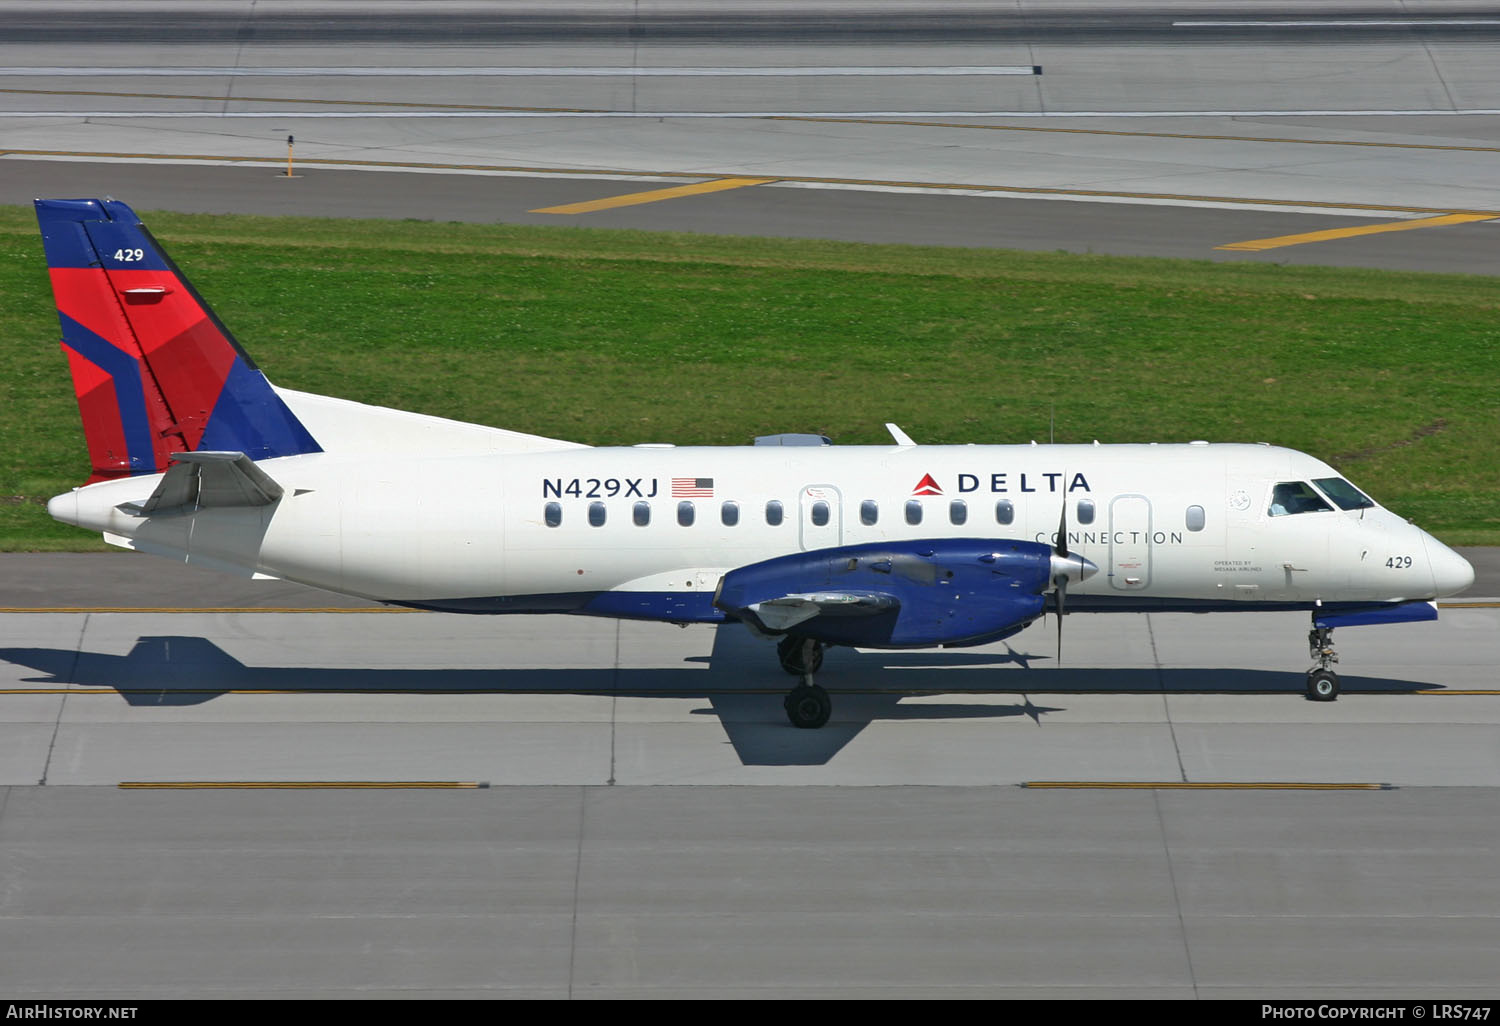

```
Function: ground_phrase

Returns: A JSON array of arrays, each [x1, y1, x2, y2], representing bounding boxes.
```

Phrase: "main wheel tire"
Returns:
[[1306, 669, 1340, 702], [784, 684, 832, 729], [776, 637, 824, 676]]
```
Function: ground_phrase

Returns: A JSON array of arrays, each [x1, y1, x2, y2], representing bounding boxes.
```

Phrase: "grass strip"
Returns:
[[1, 206, 1495, 548]]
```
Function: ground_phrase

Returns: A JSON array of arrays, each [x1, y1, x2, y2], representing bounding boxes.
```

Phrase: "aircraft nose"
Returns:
[[1423, 533, 1475, 597]]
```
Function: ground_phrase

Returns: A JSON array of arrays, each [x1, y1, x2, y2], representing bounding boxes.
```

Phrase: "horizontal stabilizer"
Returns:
[[748, 591, 898, 631], [123, 451, 283, 515]]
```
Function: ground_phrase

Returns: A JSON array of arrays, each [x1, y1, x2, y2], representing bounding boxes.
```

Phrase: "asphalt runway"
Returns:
[[5, 2, 1500, 273], [3, 0, 1499, 1000]]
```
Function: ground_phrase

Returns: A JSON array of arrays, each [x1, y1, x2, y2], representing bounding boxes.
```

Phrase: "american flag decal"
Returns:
[[672, 477, 714, 497]]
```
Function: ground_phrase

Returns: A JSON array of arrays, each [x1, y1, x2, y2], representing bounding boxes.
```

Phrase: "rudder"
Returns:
[[35, 198, 320, 482]]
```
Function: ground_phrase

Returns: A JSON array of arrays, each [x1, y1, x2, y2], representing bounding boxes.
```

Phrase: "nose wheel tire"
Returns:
[[784, 684, 832, 729], [1306, 669, 1340, 702]]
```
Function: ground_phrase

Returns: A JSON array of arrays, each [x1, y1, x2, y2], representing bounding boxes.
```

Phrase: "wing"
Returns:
[[715, 539, 1072, 648], [746, 591, 898, 631]]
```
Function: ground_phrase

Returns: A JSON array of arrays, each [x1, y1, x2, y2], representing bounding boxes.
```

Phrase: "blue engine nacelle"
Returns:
[[713, 538, 1057, 649]]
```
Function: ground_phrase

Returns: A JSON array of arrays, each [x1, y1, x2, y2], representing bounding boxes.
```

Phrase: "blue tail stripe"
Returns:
[[197, 359, 323, 460], [58, 314, 158, 474]]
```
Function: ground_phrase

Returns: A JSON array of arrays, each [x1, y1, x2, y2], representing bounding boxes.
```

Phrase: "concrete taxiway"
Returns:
[[1, 554, 1497, 997], [3, 554, 1497, 788], [1, 785, 1496, 999], [4, 596, 1500, 788]]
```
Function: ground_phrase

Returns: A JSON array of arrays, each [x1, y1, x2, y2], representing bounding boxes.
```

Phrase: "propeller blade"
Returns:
[[1055, 574, 1067, 663], [1052, 490, 1069, 661]]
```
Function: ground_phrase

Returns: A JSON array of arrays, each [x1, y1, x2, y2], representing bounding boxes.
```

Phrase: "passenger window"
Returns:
[[995, 499, 1014, 525], [1268, 481, 1333, 517], [1077, 498, 1095, 525], [860, 499, 878, 526], [811, 501, 830, 527], [678, 501, 695, 526], [544, 502, 562, 528], [1186, 505, 1205, 532], [906, 499, 923, 526], [721, 501, 739, 526], [766, 500, 784, 526], [588, 501, 606, 527], [633, 501, 650, 527], [949, 499, 967, 525]]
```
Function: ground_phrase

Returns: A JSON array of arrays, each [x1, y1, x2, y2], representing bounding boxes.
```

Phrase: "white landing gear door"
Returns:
[[1109, 494, 1153, 590], [799, 484, 842, 552]]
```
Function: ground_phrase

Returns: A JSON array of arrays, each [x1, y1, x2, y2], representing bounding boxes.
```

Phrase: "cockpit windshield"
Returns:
[[1269, 481, 1333, 517], [1313, 477, 1375, 511]]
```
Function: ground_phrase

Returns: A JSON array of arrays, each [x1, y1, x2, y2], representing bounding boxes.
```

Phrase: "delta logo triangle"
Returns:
[[912, 473, 943, 496]]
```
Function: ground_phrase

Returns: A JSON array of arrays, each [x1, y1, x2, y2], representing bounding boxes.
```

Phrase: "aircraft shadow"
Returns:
[[0, 630, 1445, 767]]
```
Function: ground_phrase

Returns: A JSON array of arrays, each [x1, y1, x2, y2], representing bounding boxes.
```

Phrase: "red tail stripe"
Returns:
[[63, 344, 132, 481], [52, 266, 231, 459]]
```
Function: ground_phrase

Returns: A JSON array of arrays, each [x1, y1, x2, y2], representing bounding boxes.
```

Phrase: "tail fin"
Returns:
[[35, 198, 320, 483]]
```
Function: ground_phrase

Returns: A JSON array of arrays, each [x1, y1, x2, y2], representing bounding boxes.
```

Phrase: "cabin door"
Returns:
[[1109, 494, 1153, 590]]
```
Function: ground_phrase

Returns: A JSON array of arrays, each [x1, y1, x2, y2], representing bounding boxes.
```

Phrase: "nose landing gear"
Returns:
[[1306, 624, 1340, 701], [777, 636, 831, 728], [777, 634, 824, 676]]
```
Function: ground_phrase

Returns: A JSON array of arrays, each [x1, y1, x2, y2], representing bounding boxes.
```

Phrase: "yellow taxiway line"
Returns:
[[119, 780, 487, 789], [0, 606, 409, 613], [1217, 212, 1496, 251], [531, 177, 776, 214], [0, 600, 1488, 613], [1023, 781, 1391, 790], [5, 685, 1497, 698], [3, 686, 1497, 698]]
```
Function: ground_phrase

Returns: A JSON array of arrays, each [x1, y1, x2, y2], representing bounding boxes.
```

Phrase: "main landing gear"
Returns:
[[1306, 623, 1341, 702], [777, 636, 830, 729]]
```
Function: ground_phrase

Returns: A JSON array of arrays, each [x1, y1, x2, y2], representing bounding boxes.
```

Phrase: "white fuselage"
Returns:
[[50, 440, 1474, 615]]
